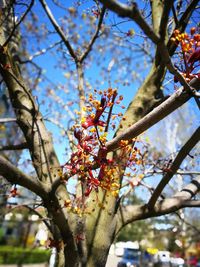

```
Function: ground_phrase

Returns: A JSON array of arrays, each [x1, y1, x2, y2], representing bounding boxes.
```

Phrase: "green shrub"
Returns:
[[0, 246, 51, 264]]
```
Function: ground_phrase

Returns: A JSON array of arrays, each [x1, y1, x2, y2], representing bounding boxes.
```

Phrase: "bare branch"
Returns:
[[148, 126, 200, 208], [21, 204, 52, 233], [174, 210, 200, 235], [99, 0, 160, 44], [181, 200, 200, 208], [0, 117, 17, 123], [117, 176, 200, 230], [146, 170, 200, 176], [0, 52, 60, 184], [80, 6, 106, 63], [5, 203, 53, 233], [0, 142, 28, 151], [0, 155, 47, 198], [175, 177, 200, 200], [24, 40, 62, 61], [159, 0, 173, 39], [171, 4, 179, 26], [106, 78, 200, 152], [3, 0, 34, 47], [176, 0, 199, 32], [39, 0, 78, 61], [151, 0, 173, 38]]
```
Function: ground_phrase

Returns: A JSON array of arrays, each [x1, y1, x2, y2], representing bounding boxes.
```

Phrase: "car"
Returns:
[[117, 248, 141, 267], [153, 251, 171, 267], [170, 257, 185, 267]]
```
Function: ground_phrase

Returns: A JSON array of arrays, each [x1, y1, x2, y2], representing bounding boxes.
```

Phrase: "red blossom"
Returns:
[[85, 170, 100, 196], [10, 186, 18, 197], [62, 88, 141, 199], [97, 145, 107, 159], [46, 238, 62, 249], [98, 165, 105, 181], [82, 116, 106, 129], [188, 47, 200, 66], [3, 64, 11, 70], [82, 96, 107, 129], [75, 234, 85, 243], [126, 29, 135, 37], [74, 128, 82, 142], [163, 168, 173, 173], [74, 129, 95, 152], [92, 9, 100, 18]]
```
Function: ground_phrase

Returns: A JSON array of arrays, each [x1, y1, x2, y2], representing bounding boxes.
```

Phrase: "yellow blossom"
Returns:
[[81, 117, 86, 123], [112, 190, 119, 198], [138, 174, 144, 179], [111, 182, 120, 189], [119, 140, 129, 147], [89, 127, 96, 133]]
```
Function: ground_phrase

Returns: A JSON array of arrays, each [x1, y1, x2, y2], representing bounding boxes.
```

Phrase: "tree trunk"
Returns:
[[86, 246, 110, 267], [84, 192, 117, 267]]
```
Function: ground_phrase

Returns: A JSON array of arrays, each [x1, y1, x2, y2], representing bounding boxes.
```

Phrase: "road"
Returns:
[[106, 254, 122, 267], [0, 254, 121, 267]]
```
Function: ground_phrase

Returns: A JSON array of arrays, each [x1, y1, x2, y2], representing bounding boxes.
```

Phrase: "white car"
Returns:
[[170, 257, 185, 267]]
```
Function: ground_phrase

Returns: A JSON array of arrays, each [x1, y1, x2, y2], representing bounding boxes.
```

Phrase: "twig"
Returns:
[[146, 170, 200, 176], [0, 142, 28, 151], [39, 0, 77, 61], [99, 0, 160, 44], [171, 4, 179, 26], [0, 155, 47, 199], [0, 117, 17, 123], [105, 92, 117, 133], [105, 78, 200, 152], [80, 6, 106, 63], [117, 176, 200, 228], [8, 203, 52, 233], [3, 0, 34, 47], [23, 40, 62, 61], [148, 126, 200, 208]]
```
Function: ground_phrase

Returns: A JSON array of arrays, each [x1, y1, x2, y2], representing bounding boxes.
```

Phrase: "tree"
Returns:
[[0, 0, 200, 266]]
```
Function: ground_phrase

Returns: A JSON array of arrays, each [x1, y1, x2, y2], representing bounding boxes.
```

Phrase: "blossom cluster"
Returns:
[[171, 27, 200, 82], [61, 88, 143, 205]]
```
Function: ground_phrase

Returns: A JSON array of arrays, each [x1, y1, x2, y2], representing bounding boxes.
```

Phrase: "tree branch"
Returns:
[[0, 118, 17, 123], [158, 42, 199, 97], [181, 200, 200, 208], [112, 0, 198, 139], [0, 155, 47, 198], [105, 78, 200, 152], [0, 142, 28, 151], [0, 48, 60, 184], [39, 0, 78, 61], [3, 0, 34, 47], [117, 176, 200, 230], [21, 204, 52, 233], [146, 170, 200, 176], [80, 6, 106, 63], [148, 126, 200, 208], [176, 0, 199, 32], [159, 0, 173, 40], [99, 0, 160, 44]]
